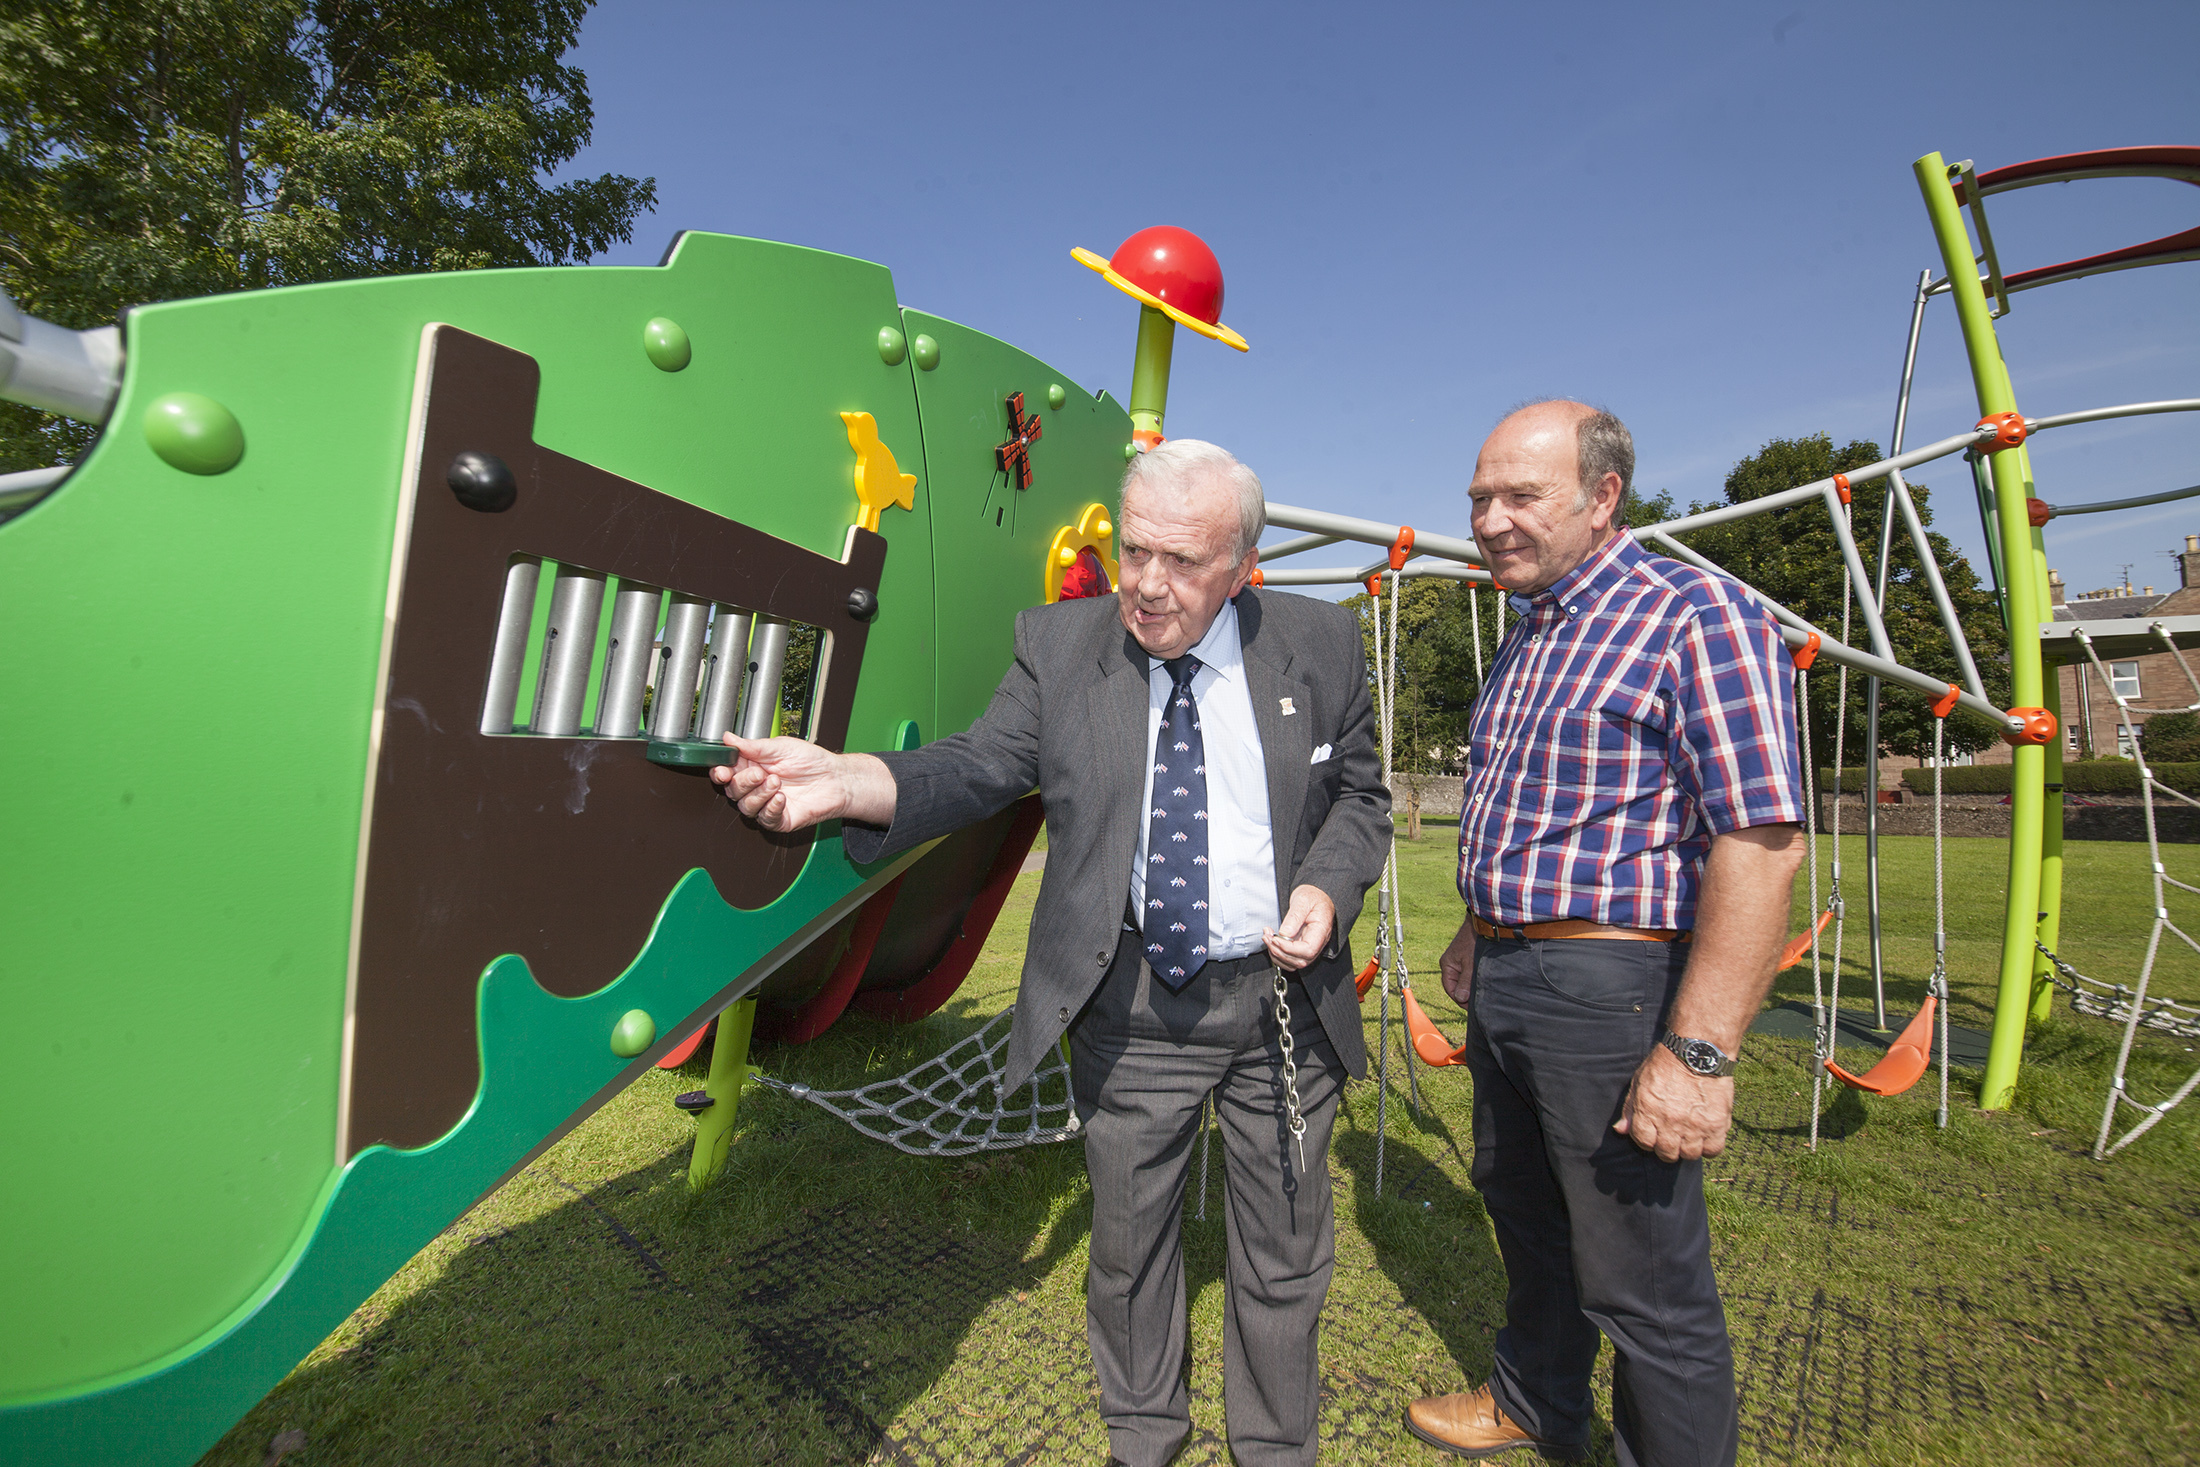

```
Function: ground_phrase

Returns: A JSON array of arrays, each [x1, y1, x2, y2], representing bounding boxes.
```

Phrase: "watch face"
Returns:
[[1681, 1040, 1722, 1076]]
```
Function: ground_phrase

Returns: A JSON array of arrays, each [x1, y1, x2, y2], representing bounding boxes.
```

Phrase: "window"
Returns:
[[2112, 661, 2142, 700], [2117, 724, 2137, 759]]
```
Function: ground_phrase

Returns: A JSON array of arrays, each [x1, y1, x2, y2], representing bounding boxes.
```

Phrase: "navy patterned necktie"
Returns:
[[1143, 655, 1210, 990]]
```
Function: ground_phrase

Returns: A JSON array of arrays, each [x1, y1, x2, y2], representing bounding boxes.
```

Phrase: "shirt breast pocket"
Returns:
[[1543, 708, 1627, 792]]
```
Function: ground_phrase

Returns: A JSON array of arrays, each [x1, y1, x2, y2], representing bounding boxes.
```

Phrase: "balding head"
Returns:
[[1469, 401, 1631, 594]]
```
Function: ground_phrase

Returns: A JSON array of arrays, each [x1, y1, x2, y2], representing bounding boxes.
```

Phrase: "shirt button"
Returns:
[[1095, 949, 1109, 966], [1531, 632, 1541, 643]]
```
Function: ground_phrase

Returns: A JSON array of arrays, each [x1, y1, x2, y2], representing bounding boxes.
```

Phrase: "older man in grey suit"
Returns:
[[713, 439, 1390, 1466]]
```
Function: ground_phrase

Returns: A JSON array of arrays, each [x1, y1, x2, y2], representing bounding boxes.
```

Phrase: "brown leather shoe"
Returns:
[[1403, 1384, 1586, 1460]]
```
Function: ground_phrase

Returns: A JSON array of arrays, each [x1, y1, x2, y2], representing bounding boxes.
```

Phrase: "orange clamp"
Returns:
[[1250, 569, 1264, 588], [1388, 526, 1416, 572], [1932, 683, 1959, 719], [2026, 497, 2052, 528], [2001, 706, 2057, 747], [1365, 574, 1383, 598], [1977, 412, 2028, 452], [1833, 473, 1852, 506], [1791, 632, 1821, 670]]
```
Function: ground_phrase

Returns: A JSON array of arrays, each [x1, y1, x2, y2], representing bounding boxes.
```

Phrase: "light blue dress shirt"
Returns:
[[1129, 597, 1280, 961]]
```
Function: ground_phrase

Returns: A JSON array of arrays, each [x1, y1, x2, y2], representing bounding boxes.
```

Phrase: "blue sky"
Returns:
[[562, 1, 2200, 603]]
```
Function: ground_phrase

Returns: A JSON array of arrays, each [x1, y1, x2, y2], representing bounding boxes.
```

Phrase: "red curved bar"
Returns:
[[1953, 146, 2200, 294], [851, 796, 1046, 1025], [757, 873, 906, 1044]]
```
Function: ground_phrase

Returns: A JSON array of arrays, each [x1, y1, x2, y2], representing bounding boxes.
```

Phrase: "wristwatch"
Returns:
[[1659, 1031, 1736, 1078]]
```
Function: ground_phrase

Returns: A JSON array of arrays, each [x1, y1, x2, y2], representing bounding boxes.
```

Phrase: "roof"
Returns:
[[2055, 593, 2170, 623]]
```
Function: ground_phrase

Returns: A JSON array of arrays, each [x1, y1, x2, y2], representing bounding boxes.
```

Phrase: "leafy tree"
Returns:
[[0, 0, 656, 470], [2141, 711, 2200, 764], [1664, 435, 2009, 768]]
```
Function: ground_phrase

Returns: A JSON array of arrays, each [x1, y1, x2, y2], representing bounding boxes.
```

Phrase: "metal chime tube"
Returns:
[[531, 566, 607, 737], [736, 616, 793, 740], [594, 580, 664, 737], [694, 607, 755, 743], [650, 593, 712, 740], [479, 556, 542, 734]]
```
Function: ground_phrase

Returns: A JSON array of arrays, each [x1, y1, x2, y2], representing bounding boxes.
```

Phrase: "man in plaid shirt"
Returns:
[[1404, 402, 1805, 1467]]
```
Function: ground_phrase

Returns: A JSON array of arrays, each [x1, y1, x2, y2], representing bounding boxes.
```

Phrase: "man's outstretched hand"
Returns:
[[709, 736, 897, 832], [1612, 1044, 1734, 1162]]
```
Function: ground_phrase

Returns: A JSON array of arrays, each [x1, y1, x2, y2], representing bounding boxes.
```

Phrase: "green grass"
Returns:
[[203, 830, 2200, 1465]]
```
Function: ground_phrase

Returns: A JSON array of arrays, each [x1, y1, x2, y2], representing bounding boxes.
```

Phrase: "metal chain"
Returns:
[[1274, 969, 1308, 1175]]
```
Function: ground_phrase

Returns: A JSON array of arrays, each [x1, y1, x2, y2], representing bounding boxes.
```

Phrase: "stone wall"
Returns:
[[1387, 775, 1463, 819]]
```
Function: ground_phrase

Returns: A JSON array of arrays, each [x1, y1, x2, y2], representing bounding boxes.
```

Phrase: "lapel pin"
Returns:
[[1279, 697, 1296, 716]]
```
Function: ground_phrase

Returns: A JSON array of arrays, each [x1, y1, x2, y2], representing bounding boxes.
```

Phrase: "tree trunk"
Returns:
[[1405, 778, 1423, 841]]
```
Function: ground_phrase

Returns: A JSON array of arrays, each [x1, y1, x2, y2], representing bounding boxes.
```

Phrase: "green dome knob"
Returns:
[[912, 334, 940, 371], [877, 326, 908, 366], [1123, 442, 1138, 461], [1047, 383, 1067, 409], [143, 392, 244, 475], [642, 317, 691, 372], [610, 1008, 657, 1057]]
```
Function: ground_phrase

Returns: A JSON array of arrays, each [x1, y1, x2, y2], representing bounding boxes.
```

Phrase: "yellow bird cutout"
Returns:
[[841, 411, 918, 533]]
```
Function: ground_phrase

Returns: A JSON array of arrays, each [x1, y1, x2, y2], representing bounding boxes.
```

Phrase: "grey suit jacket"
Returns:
[[842, 588, 1392, 1095]]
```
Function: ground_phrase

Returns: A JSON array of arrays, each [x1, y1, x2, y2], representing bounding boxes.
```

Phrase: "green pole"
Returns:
[[687, 995, 759, 1192], [1914, 151, 2047, 1111], [2037, 658, 2066, 1025], [1128, 304, 1177, 446]]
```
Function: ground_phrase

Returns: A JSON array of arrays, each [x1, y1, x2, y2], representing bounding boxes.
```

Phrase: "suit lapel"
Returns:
[[1091, 619, 1153, 892], [1238, 592, 1313, 905]]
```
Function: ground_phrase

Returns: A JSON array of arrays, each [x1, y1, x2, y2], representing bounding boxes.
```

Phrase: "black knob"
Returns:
[[846, 586, 880, 622], [447, 451, 516, 512]]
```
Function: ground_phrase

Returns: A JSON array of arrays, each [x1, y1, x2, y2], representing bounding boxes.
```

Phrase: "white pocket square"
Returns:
[[1310, 744, 1334, 764]]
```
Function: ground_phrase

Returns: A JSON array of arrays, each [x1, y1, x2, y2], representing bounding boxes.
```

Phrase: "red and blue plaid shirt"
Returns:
[[1458, 532, 1804, 930]]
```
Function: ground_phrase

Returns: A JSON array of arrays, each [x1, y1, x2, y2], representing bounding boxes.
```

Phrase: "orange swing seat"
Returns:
[[1402, 984, 1469, 1067], [1777, 908, 1835, 972], [1822, 995, 1937, 1096]]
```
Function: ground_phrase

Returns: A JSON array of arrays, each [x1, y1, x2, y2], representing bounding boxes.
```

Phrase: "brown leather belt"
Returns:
[[1472, 914, 1692, 944]]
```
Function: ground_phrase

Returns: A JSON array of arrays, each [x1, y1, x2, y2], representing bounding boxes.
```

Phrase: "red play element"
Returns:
[[1953, 147, 2200, 294], [756, 874, 906, 1044], [1933, 683, 1961, 719], [1403, 985, 1467, 1067], [996, 391, 1044, 489], [1833, 473, 1852, 506], [1792, 631, 1821, 670], [1825, 997, 1937, 1096], [1777, 909, 1835, 973], [2026, 497, 2053, 527], [852, 798, 1046, 1025], [657, 1019, 713, 1069], [1354, 957, 1379, 1000], [1108, 225, 1227, 327], [1059, 546, 1112, 601], [1388, 526, 1415, 571], [2002, 706, 2057, 747], [1977, 412, 2028, 452]]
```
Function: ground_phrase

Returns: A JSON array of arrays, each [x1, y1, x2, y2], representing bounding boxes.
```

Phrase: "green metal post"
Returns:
[[1128, 304, 1177, 445], [2037, 663, 2066, 1024], [687, 996, 759, 1192], [1914, 151, 2048, 1111]]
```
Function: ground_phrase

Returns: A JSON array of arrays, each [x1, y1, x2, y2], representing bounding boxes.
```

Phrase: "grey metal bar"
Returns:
[[649, 593, 712, 740], [1633, 427, 1991, 540], [737, 617, 793, 740], [1953, 161, 2012, 319], [1257, 564, 1383, 585], [479, 556, 543, 734], [594, 580, 664, 737], [0, 291, 122, 423], [1255, 532, 1341, 562], [1771, 622, 2014, 730], [531, 566, 607, 737], [1647, 532, 1833, 643], [1262, 501, 1482, 565], [1888, 476, 1986, 700], [695, 607, 755, 742], [0, 463, 68, 513], [2025, 399, 2200, 434], [2049, 482, 2200, 517], [1821, 485, 1896, 661]]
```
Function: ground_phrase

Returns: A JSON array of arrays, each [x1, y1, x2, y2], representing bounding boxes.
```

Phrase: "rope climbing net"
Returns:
[[751, 1007, 1080, 1157], [2039, 625, 2200, 1157]]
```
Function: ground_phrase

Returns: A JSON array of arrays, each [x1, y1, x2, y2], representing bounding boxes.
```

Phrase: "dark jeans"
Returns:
[[1466, 934, 1738, 1467]]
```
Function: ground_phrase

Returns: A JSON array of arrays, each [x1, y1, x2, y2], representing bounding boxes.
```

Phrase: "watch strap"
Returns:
[[1659, 1030, 1736, 1078]]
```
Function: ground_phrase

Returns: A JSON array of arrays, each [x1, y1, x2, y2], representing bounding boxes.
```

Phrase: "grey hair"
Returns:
[[1505, 399, 1635, 509], [1118, 438, 1267, 559]]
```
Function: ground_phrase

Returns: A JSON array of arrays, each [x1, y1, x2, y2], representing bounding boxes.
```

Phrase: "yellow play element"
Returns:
[[841, 410, 918, 532], [1044, 502, 1120, 603]]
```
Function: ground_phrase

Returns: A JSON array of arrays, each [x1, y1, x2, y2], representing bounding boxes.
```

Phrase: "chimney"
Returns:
[[2183, 534, 2200, 590], [2048, 568, 2065, 606], [2146, 585, 2156, 596]]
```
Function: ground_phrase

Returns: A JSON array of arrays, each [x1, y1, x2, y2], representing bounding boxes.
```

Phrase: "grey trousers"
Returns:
[[1466, 934, 1739, 1467], [1069, 932, 1346, 1467]]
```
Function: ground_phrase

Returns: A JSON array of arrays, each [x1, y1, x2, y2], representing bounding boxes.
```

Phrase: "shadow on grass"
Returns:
[[201, 1054, 1099, 1467]]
